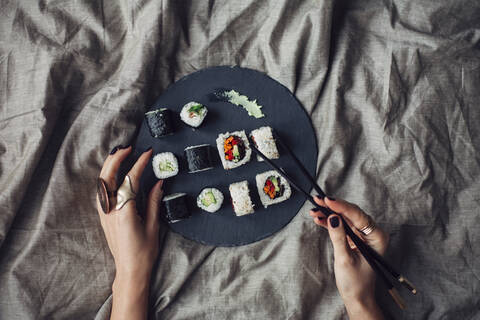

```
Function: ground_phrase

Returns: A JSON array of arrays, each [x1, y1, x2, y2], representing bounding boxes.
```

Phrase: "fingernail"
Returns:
[[315, 195, 324, 199], [327, 196, 335, 201], [311, 207, 320, 212], [122, 144, 131, 149], [144, 146, 152, 152], [110, 145, 122, 155], [330, 216, 339, 228]]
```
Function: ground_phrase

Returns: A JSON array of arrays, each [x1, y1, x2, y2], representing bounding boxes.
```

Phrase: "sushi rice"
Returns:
[[152, 152, 179, 179], [255, 170, 292, 208], [197, 188, 224, 213], [229, 180, 254, 216], [216, 130, 252, 170], [250, 126, 279, 161], [180, 101, 208, 127]]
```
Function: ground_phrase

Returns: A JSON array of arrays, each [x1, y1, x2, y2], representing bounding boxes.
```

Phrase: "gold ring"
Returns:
[[359, 215, 376, 236], [115, 175, 136, 210]]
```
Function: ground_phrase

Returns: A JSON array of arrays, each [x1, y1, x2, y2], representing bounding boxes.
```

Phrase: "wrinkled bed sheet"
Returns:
[[1, 1, 479, 319]]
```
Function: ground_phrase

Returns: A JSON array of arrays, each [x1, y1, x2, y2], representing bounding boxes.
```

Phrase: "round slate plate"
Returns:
[[135, 66, 317, 246]]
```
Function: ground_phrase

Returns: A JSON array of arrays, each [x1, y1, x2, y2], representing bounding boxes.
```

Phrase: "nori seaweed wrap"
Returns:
[[145, 108, 174, 138], [184, 144, 214, 173], [162, 193, 190, 223]]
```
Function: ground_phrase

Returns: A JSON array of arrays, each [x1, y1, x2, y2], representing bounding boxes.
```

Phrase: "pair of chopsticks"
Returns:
[[248, 131, 417, 310]]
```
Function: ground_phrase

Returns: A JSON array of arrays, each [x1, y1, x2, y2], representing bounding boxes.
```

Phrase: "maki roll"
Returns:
[[162, 193, 190, 223], [180, 101, 208, 128], [229, 180, 254, 216], [184, 144, 214, 173], [250, 126, 279, 161], [255, 170, 292, 208], [216, 130, 252, 170], [197, 188, 224, 213], [145, 108, 174, 138], [152, 152, 179, 179]]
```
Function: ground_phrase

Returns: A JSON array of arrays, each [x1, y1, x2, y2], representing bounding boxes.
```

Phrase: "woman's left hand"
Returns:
[[96, 146, 164, 320]]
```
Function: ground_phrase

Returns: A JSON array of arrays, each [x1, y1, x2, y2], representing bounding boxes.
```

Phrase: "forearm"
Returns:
[[344, 297, 384, 320], [111, 273, 151, 320]]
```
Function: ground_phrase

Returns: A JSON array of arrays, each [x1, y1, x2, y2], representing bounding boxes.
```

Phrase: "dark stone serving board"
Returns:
[[134, 66, 318, 246]]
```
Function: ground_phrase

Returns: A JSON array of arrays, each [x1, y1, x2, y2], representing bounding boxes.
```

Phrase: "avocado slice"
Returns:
[[270, 176, 280, 192], [232, 145, 240, 160], [201, 191, 216, 206], [159, 161, 174, 171]]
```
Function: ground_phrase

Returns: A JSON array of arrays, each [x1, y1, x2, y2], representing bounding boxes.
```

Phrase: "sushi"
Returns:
[[152, 152, 179, 179], [162, 193, 190, 223], [197, 188, 224, 213], [145, 108, 174, 138], [229, 181, 254, 216], [184, 144, 214, 173], [250, 126, 279, 161], [180, 101, 208, 127], [216, 130, 252, 170], [255, 170, 292, 208]]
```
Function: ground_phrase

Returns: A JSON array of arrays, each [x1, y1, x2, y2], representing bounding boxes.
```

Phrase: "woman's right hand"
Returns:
[[310, 197, 389, 320]]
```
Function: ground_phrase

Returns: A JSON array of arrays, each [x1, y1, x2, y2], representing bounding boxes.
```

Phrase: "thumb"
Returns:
[[327, 215, 352, 263], [146, 180, 164, 238]]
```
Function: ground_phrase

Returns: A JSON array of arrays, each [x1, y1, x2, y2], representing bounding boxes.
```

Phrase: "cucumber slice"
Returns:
[[201, 191, 216, 206], [159, 161, 175, 171]]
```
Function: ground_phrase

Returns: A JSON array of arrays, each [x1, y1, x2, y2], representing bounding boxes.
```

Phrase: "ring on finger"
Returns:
[[115, 174, 136, 211], [359, 214, 376, 236], [97, 177, 117, 214]]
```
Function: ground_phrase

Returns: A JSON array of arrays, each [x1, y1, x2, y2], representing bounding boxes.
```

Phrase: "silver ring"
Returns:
[[115, 175, 136, 210], [359, 215, 376, 236]]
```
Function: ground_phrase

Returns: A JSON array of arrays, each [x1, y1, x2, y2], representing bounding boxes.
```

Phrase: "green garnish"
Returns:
[[224, 90, 265, 118], [159, 161, 174, 171], [232, 145, 240, 161], [188, 104, 204, 115], [201, 191, 216, 206], [270, 176, 280, 192]]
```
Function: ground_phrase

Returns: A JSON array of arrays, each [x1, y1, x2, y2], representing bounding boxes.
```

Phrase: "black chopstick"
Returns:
[[249, 142, 408, 309], [270, 131, 418, 296], [273, 131, 326, 198]]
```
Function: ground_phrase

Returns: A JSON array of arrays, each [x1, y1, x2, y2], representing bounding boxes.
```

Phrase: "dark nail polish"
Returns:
[[311, 207, 320, 212], [330, 216, 339, 228], [110, 145, 121, 155], [327, 196, 336, 201], [121, 144, 131, 149], [315, 195, 324, 199], [144, 146, 152, 152]]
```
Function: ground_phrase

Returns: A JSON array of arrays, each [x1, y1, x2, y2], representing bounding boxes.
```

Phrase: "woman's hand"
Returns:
[[96, 145, 164, 320], [310, 197, 389, 320]]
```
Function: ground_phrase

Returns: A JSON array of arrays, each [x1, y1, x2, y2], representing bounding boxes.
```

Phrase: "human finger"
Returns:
[[313, 196, 327, 208], [99, 146, 132, 192], [313, 215, 328, 229], [324, 198, 388, 255], [327, 214, 352, 264], [126, 148, 153, 193], [145, 180, 164, 238]]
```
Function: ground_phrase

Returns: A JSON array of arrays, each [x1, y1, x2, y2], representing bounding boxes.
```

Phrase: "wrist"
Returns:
[[113, 270, 151, 294], [111, 272, 151, 320], [344, 295, 384, 320]]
